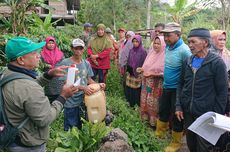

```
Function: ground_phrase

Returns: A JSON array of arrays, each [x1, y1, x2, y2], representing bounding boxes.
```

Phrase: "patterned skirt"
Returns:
[[140, 76, 163, 127]]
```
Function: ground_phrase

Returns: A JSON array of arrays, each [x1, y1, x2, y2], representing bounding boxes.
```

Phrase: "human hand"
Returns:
[[83, 86, 95, 95], [90, 54, 98, 60], [92, 59, 99, 66], [48, 65, 69, 77], [136, 67, 143, 73], [60, 83, 78, 99], [225, 112, 230, 117], [175, 111, 184, 122], [99, 83, 106, 90]]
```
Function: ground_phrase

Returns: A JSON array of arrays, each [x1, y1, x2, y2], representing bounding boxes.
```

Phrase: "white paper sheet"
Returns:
[[73, 78, 81, 87], [188, 111, 229, 145]]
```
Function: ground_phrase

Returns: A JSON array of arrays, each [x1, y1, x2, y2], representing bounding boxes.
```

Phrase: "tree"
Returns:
[[163, 0, 201, 25], [219, 0, 230, 30], [146, 0, 152, 29], [77, 0, 147, 32], [196, 0, 230, 30]]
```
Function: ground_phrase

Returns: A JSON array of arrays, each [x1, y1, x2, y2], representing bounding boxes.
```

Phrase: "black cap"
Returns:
[[188, 28, 211, 39]]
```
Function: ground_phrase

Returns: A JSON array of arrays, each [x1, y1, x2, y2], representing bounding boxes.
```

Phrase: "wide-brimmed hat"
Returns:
[[161, 22, 181, 33], [6, 37, 45, 61]]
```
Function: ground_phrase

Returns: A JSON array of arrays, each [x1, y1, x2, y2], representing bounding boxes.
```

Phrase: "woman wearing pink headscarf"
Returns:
[[41, 36, 64, 69], [41, 36, 64, 102], [210, 30, 230, 71], [137, 36, 165, 128]]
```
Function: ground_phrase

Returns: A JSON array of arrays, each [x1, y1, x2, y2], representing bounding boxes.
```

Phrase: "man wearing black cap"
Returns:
[[175, 28, 228, 152]]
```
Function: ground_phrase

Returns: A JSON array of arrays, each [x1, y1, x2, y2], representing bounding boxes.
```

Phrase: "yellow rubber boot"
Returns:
[[155, 119, 168, 138], [164, 131, 183, 152]]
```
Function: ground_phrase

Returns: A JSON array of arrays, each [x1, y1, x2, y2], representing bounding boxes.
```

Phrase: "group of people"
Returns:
[[116, 22, 230, 152], [1, 20, 230, 152]]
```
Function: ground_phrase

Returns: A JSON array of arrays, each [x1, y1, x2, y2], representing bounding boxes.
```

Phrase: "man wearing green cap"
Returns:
[[2, 37, 78, 151]]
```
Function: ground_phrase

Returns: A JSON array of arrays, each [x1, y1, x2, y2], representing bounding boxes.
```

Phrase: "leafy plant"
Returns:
[[2, 0, 51, 34], [29, 12, 61, 35], [107, 95, 163, 152], [105, 63, 165, 152], [163, 0, 201, 25], [54, 119, 111, 152]]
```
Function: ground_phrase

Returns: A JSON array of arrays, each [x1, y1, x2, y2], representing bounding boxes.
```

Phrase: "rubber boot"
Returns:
[[164, 131, 183, 152], [155, 119, 168, 138]]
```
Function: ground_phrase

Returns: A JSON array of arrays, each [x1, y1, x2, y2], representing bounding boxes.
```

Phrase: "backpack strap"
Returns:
[[0, 72, 34, 86], [0, 72, 34, 129]]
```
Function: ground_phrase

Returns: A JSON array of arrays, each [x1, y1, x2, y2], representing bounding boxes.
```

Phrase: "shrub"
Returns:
[[54, 119, 111, 152]]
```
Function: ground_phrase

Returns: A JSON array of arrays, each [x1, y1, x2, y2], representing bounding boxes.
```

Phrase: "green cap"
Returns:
[[5, 37, 46, 61]]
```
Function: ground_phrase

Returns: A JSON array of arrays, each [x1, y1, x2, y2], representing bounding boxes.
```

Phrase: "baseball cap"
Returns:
[[5, 37, 45, 61], [72, 38, 85, 48], [83, 23, 93, 27], [161, 22, 181, 33], [118, 28, 126, 32], [105, 27, 112, 34]]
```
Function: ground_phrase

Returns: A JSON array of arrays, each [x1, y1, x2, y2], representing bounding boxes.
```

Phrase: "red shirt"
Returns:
[[87, 47, 112, 69]]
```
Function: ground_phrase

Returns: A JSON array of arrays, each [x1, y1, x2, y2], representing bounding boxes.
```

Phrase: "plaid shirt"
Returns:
[[126, 72, 142, 88]]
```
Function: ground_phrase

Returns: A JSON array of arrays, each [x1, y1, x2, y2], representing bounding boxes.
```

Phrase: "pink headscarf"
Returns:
[[142, 36, 166, 77], [41, 36, 64, 68], [210, 30, 227, 51], [210, 30, 230, 71]]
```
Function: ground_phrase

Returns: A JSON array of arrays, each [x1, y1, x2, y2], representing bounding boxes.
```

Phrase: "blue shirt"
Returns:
[[58, 58, 94, 108], [163, 38, 192, 88], [192, 56, 204, 69]]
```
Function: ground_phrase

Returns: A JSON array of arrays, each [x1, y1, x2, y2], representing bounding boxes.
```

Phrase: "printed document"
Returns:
[[188, 111, 230, 145]]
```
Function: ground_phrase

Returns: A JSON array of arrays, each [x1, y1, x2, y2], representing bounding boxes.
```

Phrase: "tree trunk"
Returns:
[[112, 0, 116, 33], [146, 0, 151, 29]]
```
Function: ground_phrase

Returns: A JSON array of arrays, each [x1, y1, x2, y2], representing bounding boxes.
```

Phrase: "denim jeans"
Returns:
[[64, 106, 82, 131], [8, 143, 46, 152], [92, 68, 108, 83]]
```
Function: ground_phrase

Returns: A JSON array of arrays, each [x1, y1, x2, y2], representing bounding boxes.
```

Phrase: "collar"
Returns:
[[7, 64, 37, 79], [167, 38, 183, 51]]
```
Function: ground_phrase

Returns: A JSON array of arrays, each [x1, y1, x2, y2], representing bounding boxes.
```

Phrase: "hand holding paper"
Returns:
[[188, 111, 230, 145]]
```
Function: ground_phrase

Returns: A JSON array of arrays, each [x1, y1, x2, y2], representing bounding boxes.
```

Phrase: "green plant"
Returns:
[[28, 12, 61, 36], [105, 63, 164, 152], [164, 0, 201, 25], [2, 0, 51, 34], [0, 33, 15, 66], [106, 63, 124, 96], [54, 119, 111, 152], [107, 96, 163, 152]]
